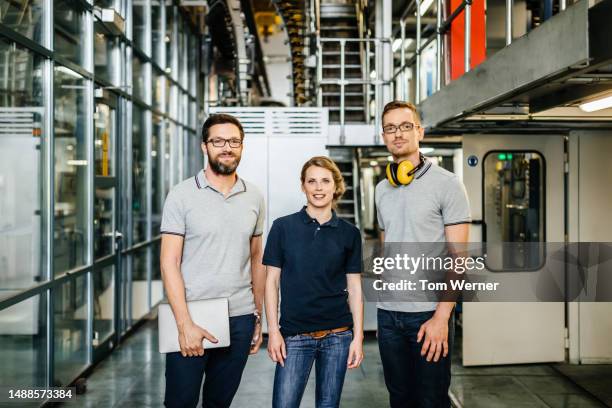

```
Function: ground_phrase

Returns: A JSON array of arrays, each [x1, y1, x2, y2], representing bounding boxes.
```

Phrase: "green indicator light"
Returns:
[[498, 153, 507, 161], [507, 153, 513, 159]]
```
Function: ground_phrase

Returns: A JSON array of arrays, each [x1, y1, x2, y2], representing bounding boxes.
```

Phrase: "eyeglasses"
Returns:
[[382, 122, 419, 135], [206, 138, 243, 148]]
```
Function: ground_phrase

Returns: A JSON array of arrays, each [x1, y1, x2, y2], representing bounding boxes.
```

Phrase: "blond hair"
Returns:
[[382, 100, 422, 125], [300, 156, 346, 208]]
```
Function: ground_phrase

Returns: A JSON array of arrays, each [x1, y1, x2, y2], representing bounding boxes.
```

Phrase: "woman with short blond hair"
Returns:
[[264, 156, 364, 408]]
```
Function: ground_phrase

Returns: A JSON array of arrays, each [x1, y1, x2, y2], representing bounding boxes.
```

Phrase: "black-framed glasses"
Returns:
[[382, 122, 419, 135], [206, 138, 243, 148]]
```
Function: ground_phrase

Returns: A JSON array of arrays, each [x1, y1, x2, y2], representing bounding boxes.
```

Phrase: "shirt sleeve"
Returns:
[[262, 220, 283, 268], [441, 176, 472, 226], [345, 227, 363, 274], [253, 194, 266, 237], [376, 204, 385, 231], [160, 189, 185, 236], [375, 184, 385, 231]]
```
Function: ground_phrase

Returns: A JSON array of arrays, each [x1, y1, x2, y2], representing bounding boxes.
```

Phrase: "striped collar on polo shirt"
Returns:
[[415, 157, 433, 179], [195, 169, 247, 195]]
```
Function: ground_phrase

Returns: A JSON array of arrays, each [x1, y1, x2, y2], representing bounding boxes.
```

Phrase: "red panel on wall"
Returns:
[[449, 0, 486, 80]]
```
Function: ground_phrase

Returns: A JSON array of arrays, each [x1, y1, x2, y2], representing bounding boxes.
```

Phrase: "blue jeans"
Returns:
[[164, 314, 255, 408], [377, 309, 454, 408], [272, 329, 353, 408]]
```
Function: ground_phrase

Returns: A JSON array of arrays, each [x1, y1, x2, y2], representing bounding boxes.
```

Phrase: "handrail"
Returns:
[[0, 237, 162, 312], [391, 0, 481, 98], [316, 37, 392, 144]]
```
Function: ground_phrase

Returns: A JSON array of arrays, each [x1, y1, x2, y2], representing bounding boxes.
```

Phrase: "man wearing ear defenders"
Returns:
[[375, 101, 471, 408]]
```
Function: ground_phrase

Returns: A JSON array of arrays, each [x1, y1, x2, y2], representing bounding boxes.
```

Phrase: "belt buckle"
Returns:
[[310, 330, 329, 339]]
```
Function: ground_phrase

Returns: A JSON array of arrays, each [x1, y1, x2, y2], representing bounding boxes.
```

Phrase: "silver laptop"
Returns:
[[158, 298, 230, 353]]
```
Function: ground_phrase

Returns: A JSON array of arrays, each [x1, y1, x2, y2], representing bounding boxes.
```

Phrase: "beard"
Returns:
[[208, 152, 240, 175]]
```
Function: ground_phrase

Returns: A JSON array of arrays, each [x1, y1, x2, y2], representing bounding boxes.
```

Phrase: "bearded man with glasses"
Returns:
[[160, 113, 266, 407]]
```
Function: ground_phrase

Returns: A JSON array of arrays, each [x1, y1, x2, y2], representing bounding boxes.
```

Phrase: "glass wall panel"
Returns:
[[151, 0, 163, 66], [93, 265, 114, 345], [94, 26, 119, 85], [54, 1, 87, 66], [0, 38, 44, 105], [152, 69, 163, 111], [0, 294, 47, 388], [165, 4, 174, 76], [94, 104, 114, 177], [133, 1, 147, 52], [183, 128, 190, 180], [0, 0, 43, 44], [132, 55, 146, 102], [190, 132, 202, 175], [119, 254, 129, 333], [94, 186, 115, 261], [94, 103, 116, 260], [181, 92, 188, 125], [131, 246, 148, 320], [54, 66, 89, 275], [188, 35, 197, 94], [190, 100, 197, 129], [132, 104, 147, 243], [163, 119, 171, 194], [151, 114, 162, 235], [54, 275, 88, 386], [180, 28, 188, 88], [0, 39, 44, 296], [165, 80, 172, 116]]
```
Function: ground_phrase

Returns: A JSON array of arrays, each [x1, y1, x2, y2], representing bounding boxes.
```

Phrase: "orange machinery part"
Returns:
[[449, 0, 486, 80]]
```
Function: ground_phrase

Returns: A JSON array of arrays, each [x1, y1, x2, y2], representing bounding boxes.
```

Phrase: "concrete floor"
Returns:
[[58, 315, 610, 408]]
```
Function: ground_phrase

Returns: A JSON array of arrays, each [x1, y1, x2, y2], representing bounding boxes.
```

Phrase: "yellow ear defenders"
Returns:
[[385, 154, 426, 187]]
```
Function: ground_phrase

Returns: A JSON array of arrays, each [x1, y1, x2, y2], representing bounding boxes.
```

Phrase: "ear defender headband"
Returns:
[[385, 154, 426, 187]]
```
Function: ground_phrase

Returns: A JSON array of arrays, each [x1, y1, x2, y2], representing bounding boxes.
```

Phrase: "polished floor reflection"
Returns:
[[60, 317, 610, 408]]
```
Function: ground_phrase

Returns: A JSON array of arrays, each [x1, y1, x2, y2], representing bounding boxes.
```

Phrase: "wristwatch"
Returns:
[[254, 310, 262, 325]]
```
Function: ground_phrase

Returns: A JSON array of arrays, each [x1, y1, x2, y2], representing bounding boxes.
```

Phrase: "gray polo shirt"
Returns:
[[375, 159, 471, 312], [161, 170, 265, 317]]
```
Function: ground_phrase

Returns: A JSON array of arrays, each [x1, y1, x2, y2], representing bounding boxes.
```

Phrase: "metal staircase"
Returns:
[[319, 1, 367, 123], [328, 147, 359, 227]]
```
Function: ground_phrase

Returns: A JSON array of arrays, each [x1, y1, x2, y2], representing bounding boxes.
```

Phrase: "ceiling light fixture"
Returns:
[[579, 95, 612, 112]]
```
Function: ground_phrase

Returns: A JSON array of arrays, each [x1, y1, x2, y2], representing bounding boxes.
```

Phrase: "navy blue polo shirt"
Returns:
[[263, 207, 362, 336]]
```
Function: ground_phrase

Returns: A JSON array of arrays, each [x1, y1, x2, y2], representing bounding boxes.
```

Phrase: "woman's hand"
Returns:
[[267, 330, 287, 367], [347, 336, 364, 369]]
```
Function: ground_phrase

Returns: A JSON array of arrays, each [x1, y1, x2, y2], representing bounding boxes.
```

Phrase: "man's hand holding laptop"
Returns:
[[177, 320, 218, 357]]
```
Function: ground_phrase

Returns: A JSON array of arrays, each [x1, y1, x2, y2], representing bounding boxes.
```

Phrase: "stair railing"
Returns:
[[316, 36, 391, 145]]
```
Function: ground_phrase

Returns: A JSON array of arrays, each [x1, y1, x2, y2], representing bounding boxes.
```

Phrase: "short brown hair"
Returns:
[[201, 113, 245, 142], [382, 101, 421, 125], [300, 156, 346, 208]]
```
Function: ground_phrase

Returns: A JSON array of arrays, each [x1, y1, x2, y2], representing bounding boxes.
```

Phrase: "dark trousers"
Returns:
[[377, 308, 454, 408], [164, 314, 255, 408]]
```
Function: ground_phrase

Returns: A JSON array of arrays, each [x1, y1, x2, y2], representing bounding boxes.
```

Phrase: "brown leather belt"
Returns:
[[300, 326, 351, 339]]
